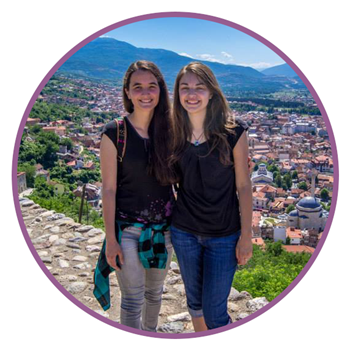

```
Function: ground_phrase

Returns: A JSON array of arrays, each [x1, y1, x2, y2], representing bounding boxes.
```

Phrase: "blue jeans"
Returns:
[[170, 225, 241, 330]]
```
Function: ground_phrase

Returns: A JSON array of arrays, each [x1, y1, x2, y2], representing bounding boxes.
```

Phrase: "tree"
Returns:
[[76, 169, 101, 184], [266, 240, 284, 256], [35, 131, 59, 168], [283, 173, 292, 189], [37, 130, 60, 144], [40, 141, 59, 168], [267, 164, 279, 173], [275, 174, 282, 187], [298, 182, 308, 191], [285, 236, 291, 245], [17, 163, 36, 187], [29, 124, 42, 134], [96, 115, 105, 123], [320, 188, 329, 201], [59, 137, 74, 151], [292, 170, 298, 180], [286, 204, 296, 214], [18, 134, 41, 163], [50, 163, 73, 182], [33, 176, 54, 198]]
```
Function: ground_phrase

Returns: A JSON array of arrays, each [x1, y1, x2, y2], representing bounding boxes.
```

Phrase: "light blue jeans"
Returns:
[[115, 226, 173, 332]]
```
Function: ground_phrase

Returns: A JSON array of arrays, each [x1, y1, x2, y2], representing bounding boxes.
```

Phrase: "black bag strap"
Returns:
[[115, 117, 127, 163]]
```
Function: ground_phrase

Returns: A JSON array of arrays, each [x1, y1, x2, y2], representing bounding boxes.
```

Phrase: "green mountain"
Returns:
[[261, 63, 298, 77], [58, 38, 305, 92]]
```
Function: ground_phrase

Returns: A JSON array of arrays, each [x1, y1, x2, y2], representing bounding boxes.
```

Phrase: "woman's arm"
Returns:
[[233, 131, 253, 265], [100, 134, 124, 270]]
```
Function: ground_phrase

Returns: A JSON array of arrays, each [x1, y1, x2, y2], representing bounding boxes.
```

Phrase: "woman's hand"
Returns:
[[236, 233, 253, 266], [106, 238, 124, 271]]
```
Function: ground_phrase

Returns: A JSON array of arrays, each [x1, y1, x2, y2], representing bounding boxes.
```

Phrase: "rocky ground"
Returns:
[[20, 198, 268, 333]]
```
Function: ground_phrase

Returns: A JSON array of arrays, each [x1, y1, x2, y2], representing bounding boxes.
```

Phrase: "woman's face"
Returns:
[[125, 69, 160, 113], [178, 72, 212, 118]]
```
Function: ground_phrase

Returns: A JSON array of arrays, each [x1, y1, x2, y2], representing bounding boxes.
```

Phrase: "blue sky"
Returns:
[[104, 18, 285, 70]]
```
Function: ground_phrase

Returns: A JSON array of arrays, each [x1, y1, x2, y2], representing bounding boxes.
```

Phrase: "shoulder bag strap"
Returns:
[[114, 117, 127, 162]]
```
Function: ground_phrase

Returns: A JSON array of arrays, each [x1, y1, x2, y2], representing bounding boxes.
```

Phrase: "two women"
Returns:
[[96, 60, 252, 332]]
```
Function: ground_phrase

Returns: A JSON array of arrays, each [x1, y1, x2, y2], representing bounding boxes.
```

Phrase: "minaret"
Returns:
[[311, 168, 317, 198]]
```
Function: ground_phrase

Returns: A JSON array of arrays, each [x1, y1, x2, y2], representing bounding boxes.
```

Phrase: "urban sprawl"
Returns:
[[17, 76, 333, 255]]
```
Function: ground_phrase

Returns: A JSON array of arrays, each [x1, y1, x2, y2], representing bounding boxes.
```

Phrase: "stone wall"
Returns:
[[20, 198, 268, 333]]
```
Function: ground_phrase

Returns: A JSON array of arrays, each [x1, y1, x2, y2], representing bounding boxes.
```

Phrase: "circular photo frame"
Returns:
[[12, 12, 338, 338]]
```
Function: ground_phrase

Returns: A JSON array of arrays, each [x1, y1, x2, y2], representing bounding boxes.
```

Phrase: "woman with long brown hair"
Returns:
[[94, 61, 174, 332], [170, 62, 253, 331]]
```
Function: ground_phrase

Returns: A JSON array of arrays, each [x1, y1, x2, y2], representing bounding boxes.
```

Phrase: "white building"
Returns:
[[251, 164, 273, 185]]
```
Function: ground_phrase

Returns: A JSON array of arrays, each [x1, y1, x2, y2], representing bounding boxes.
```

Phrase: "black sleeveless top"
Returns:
[[172, 118, 249, 237], [101, 117, 174, 224]]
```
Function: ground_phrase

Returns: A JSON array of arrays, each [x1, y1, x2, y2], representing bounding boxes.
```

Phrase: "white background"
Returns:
[[1, 1, 348, 348]]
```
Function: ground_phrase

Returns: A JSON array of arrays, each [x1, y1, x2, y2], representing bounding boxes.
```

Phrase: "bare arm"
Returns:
[[233, 131, 253, 265], [100, 134, 124, 270]]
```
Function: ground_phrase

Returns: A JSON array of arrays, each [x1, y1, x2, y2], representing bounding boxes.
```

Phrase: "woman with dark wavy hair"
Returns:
[[169, 62, 253, 331], [95, 61, 175, 332]]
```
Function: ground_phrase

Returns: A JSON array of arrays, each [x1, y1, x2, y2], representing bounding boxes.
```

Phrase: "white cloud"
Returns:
[[238, 62, 278, 69], [178, 52, 194, 58], [221, 51, 233, 58], [196, 53, 223, 63], [194, 53, 236, 65]]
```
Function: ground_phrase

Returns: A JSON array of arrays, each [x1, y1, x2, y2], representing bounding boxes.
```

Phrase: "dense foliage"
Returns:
[[320, 188, 329, 201], [41, 77, 91, 100], [233, 241, 311, 301], [19, 131, 59, 169], [298, 181, 308, 191], [29, 100, 95, 122]]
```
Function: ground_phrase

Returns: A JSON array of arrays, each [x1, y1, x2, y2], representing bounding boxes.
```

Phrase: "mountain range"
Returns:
[[58, 38, 306, 93], [261, 64, 298, 77]]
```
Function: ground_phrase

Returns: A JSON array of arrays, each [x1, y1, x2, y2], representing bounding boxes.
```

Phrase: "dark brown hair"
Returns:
[[170, 62, 237, 171], [122, 60, 175, 185]]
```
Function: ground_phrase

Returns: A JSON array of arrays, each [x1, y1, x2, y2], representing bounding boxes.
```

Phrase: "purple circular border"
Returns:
[[11, 12, 339, 339]]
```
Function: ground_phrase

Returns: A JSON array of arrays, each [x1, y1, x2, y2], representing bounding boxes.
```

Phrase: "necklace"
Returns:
[[192, 131, 204, 146]]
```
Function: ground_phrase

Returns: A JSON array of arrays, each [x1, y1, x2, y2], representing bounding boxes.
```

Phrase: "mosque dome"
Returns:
[[297, 197, 322, 211], [289, 210, 299, 217]]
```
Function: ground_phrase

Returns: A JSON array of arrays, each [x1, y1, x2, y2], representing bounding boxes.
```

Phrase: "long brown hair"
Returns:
[[170, 62, 237, 170], [123, 60, 175, 185]]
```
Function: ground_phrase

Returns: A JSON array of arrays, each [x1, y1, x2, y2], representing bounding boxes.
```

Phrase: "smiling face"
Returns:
[[125, 69, 160, 113], [179, 72, 212, 118]]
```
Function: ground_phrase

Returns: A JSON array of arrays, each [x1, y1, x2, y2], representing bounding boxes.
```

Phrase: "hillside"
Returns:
[[58, 38, 306, 92], [261, 63, 298, 77]]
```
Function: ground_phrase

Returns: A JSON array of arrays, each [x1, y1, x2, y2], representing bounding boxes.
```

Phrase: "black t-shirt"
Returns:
[[101, 117, 174, 224], [172, 118, 249, 237]]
